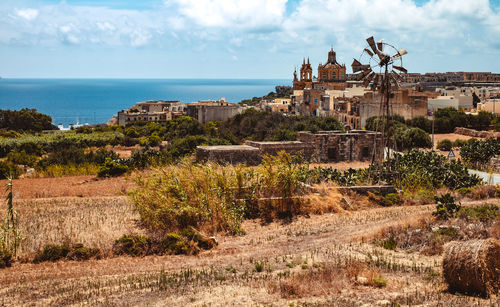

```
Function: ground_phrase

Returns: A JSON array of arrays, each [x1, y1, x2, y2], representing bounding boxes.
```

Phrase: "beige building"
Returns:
[[185, 98, 244, 124], [359, 89, 431, 127], [477, 100, 500, 115], [428, 95, 473, 111]]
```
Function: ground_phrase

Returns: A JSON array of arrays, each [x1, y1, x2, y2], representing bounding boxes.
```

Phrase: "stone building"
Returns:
[[116, 100, 184, 125], [358, 89, 433, 127], [196, 130, 381, 165], [185, 98, 244, 124]]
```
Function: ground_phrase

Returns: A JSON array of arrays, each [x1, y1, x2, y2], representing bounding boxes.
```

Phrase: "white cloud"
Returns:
[[172, 0, 287, 30], [1, 0, 500, 58], [15, 8, 38, 20]]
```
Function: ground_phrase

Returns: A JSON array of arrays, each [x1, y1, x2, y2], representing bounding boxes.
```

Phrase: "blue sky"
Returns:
[[1, 0, 500, 78]]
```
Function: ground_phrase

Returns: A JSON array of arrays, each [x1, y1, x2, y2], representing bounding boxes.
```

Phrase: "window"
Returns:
[[362, 146, 370, 158], [314, 98, 318, 104], [322, 72, 326, 79], [328, 148, 337, 161]]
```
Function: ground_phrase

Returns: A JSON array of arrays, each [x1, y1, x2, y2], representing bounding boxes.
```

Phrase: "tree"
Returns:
[[275, 86, 293, 98], [0, 109, 57, 132], [472, 92, 481, 108]]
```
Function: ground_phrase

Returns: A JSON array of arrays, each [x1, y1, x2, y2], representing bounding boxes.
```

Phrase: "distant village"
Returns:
[[109, 48, 500, 131]]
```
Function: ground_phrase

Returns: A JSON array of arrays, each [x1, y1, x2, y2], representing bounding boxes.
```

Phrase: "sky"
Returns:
[[1, 0, 500, 78]]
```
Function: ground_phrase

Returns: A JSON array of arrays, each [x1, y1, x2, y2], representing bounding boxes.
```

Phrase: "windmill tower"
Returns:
[[351, 36, 408, 179]]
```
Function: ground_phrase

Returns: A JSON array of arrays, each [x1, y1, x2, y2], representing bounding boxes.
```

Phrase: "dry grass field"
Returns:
[[0, 175, 132, 199], [1, 186, 499, 306]]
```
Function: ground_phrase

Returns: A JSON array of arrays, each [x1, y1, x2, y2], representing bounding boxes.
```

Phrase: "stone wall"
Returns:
[[196, 145, 261, 165], [244, 141, 315, 159], [454, 127, 500, 139]]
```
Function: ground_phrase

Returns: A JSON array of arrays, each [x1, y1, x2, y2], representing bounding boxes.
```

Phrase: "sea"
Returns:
[[0, 79, 289, 126]]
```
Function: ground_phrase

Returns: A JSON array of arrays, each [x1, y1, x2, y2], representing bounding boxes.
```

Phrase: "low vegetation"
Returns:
[[130, 152, 309, 237], [460, 138, 500, 170]]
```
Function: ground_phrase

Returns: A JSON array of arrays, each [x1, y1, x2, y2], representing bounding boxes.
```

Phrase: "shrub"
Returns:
[[0, 161, 20, 179], [452, 139, 468, 148], [437, 139, 453, 151], [254, 262, 264, 272], [6, 149, 38, 167], [112, 235, 151, 257], [0, 249, 12, 268], [460, 138, 500, 169], [433, 193, 461, 220], [97, 158, 128, 178], [457, 205, 499, 222], [36, 163, 100, 177], [372, 276, 387, 288], [33, 244, 71, 263], [67, 243, 102, 261], [159, 233, 190, 255], [0, 129, 20, 138], [380, 237, 397, 250]]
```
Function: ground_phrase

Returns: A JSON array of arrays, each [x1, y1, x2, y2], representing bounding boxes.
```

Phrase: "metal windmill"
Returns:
[[351, 36, 408, 164]]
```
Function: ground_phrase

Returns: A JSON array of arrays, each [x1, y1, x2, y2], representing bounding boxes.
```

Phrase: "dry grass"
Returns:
[[304, 183, 346, 214], [0, 175, 133, 199], [0, 191, 498, 305], [0, 196, 140, 258]]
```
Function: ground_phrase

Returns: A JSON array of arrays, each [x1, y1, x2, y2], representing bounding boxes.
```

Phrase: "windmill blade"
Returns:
[[391, 70, 403, 82], [393, 65, 408, 74], [356, 68, 372, 81], [390, 73, 400, 89], [391, 48, 408, 60], [377, 40, 384, 52], [351, 59, 362, 72], [362, 72, 375, 88], [363, 48, 374, 57], [352, 59, 371, 73], [366, 36, 379, 57]]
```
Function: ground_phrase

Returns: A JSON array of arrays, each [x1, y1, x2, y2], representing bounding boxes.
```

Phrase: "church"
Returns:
[[293, 48, 347, 91]]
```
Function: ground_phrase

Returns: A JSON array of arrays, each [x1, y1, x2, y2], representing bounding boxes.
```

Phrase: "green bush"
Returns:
[[0, 129, 20, 138], [437, 139, 452, 151], [380, 237, 397, 250], [457, 205, 499, 221], [383, 193, 400, 206], [6, 149, 38, 167], [460, 138, 500, 168], [433, 194, 461, 220], [97, 158, 128, 178], [33, 244, 71, 263], [113, 235, 151, 257], [159, 233, 192, 255], [452, 139, 468, 148], [67, 243, 102, 261], [0, 161, 21, 179]]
